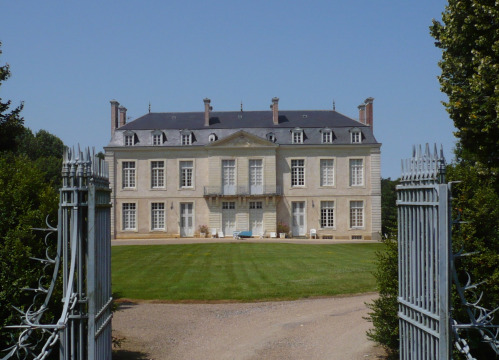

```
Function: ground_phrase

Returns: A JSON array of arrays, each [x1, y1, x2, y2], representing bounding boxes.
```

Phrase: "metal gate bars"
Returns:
[[397, 144, 450, 359]]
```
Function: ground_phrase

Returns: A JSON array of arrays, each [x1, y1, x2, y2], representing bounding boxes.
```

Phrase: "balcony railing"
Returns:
[[204, 185, 282, 197]]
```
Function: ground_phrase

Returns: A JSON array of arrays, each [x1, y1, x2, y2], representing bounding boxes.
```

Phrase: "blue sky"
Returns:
[[1, 0, 455, 179]]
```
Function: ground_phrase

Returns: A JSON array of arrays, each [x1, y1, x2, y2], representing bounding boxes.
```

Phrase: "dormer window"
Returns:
[[180, 130, 193, 145], [152, 130, 166, 146], [321, 128, 333, 143], [350, 128, 362, 144], [208, 133, 217, 143], [292, 128, 304, 144], [124, 131, 136, 146], [266, 132, 276, 143]]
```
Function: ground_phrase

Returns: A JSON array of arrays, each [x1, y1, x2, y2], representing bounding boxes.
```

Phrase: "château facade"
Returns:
[[104, 97, 381, 240]]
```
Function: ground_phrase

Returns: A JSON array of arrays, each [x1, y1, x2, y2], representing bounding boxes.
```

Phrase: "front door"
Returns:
[[222, 201, 236, 236], [292, 202, 306, 236], [180, 203, 193, 237], [222, 160, 236, 195], [249, 159, 263, 194]]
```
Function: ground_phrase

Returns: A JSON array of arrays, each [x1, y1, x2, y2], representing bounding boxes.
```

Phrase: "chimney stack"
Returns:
[[110, 100, 119, 136], [271, 97, 279, 125], [119, 105, 127, 127], [204, 98, 212, 126], [358, 104, 366, 125], [364, 97, 374, 128]]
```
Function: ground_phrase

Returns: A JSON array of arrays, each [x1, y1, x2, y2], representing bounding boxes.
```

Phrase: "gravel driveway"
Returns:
[[112, 293, 387, 360]]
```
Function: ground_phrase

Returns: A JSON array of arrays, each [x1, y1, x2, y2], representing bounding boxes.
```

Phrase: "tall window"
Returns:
[[180, 161, 193, 188], [292, 130, 304, 144], [122, 161, 136, 189], [320, 159, 334, 186], [291, 159, 305, 186], [122, 203, 136, 230], [181, 133, 192, 145], [151, 161, 165, 188], [152, 133, 162, 145], [349, 159, 363, 186], [151, 203, 165, 230], [350, 201, 364, 228], [351, 131, 361, 143], [321, 201, 335, 228], [322, 130, 332, 143], [124, 134, 134, 146]]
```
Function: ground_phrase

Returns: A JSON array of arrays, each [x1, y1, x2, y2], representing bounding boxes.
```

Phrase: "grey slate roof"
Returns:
[[108, 110, 380, 147]]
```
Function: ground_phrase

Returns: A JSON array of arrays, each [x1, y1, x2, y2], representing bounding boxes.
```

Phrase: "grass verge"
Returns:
[[112, 243, 382, 301]]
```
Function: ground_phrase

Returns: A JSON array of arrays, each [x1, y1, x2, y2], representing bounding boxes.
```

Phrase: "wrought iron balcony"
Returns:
[[204, 185, 282, 197]]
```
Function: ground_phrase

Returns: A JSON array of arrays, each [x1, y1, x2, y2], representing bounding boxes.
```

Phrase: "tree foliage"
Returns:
[[0, 42, 24, 152], [365, 236, 399, 359], [381, 178, 399, 237], [430, 0, 499, 170]]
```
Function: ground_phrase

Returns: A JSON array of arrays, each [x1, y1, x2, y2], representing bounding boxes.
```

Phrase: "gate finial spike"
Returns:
[[434, 144, 438, 160], [412, 145, 416, 158]]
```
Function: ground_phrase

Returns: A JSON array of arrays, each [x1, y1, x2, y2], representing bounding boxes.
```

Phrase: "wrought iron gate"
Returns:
[[398, 145, 499, 359], [2, 147, 112, 360], [397, 144, 450, 359]]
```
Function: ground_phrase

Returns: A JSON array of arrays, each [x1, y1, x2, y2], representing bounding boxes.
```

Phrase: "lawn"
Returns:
[[111, 243, 382, 301]]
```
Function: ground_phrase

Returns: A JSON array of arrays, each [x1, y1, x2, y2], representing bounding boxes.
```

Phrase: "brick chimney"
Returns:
[[271, 97, 279, 125], [110, 100, 119, 136], [119, 105, 127, 127], [364, 97, 374, 128], [204, 98, 212, 126], [358, 103, 366, 124]]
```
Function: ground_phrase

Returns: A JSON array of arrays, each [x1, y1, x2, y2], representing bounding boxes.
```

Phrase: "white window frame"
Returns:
[[292, 129, 304, 144], [179, 160, 194, 188], [291, 159, 305, 187], [181, 133, 192, 145], [351, 130, 362, 143], [350, 200, 364, 229], [222, 201, 236, 210], [122, 161, 136, 189], [322, 130, 333, 144], [122, 203, 137, 231], [124, 134, 134, 146], [151, 202, 166, 231], [152, 132, 163, 146], [349, 158, 364, 186], [249, 201, 263, 209], [151, 160, 165, 189], [320, 159, 335, 187], [320, 201, 335, 228]]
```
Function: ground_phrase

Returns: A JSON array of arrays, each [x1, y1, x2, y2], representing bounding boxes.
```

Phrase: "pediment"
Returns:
[[207, 130, 277, 148]]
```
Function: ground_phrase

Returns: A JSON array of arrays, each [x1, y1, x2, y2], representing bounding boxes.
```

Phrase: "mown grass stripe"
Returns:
[[112, 243, 382, 301]]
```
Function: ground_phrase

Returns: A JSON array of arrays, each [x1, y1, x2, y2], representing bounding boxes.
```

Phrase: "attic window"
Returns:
[[124, 131, 137, 146], [322, 128, 333, 143], [171, 116, 177, 120], [291, 128, 304, 144], [301, 114, 308, 118], [208, 133, 217, 143], [180, 130, 193, 145], [350, 128, 362, 144], [152, 131, 166, 146], [266, 132, 276, 143], [238, 114, 243, 120]]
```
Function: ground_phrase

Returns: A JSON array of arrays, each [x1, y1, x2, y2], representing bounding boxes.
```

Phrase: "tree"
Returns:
[[381, 178, 399, 237], [0, 42, 24, 152], [431, 2, 499, 357], [0, 154, 59, 350], [430, 1, 499, 170]]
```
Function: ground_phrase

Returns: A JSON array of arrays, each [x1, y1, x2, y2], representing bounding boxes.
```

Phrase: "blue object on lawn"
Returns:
[[238, 231, 252, 238]]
